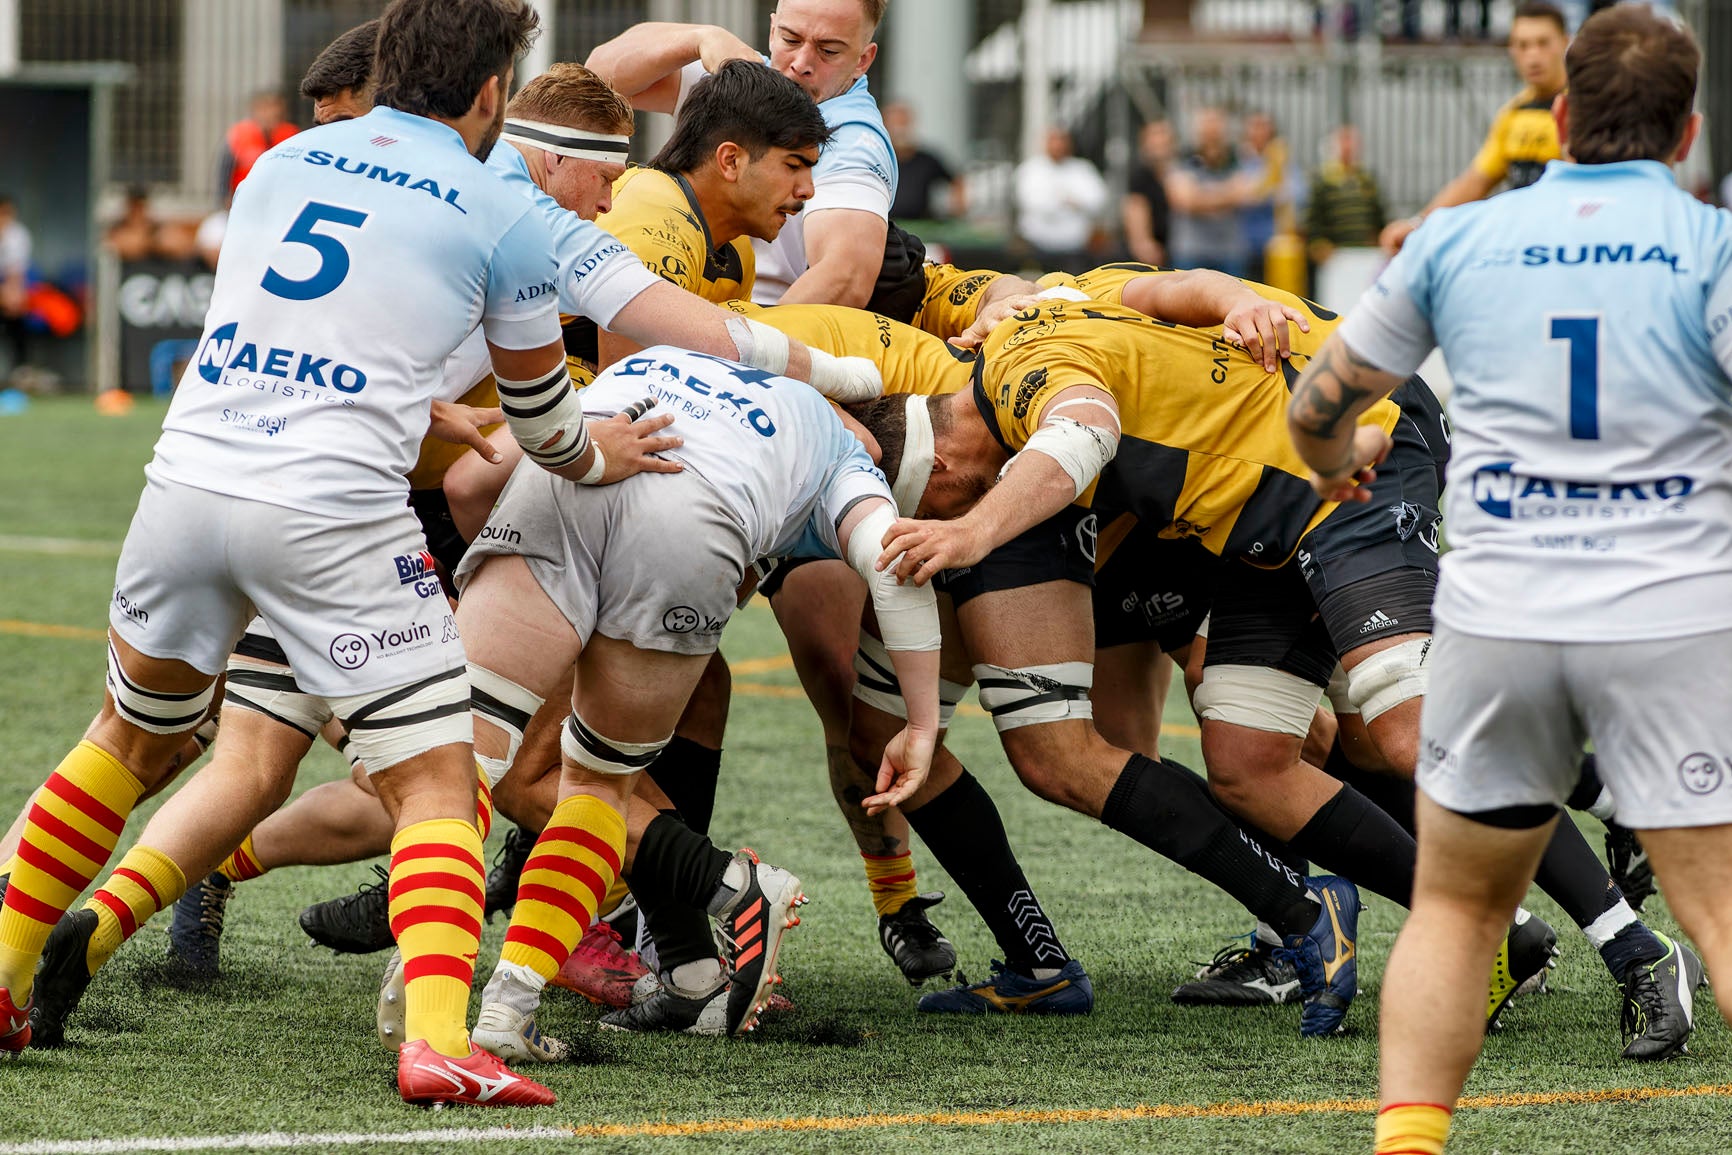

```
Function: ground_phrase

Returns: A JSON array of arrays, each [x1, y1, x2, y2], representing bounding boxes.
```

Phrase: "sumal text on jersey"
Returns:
[[290, 148, 468, 214]]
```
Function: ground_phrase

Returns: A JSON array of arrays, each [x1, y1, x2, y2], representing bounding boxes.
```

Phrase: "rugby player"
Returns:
[[444, 345, 942, 1057], [1286, 11, 1727, 1151], [1380, 0, 1568, 254], [589, 0, 895, 309], [0, 0, 620, 1106]]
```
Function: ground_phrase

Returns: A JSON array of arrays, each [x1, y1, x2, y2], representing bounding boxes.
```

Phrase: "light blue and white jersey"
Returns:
[[486, 144, 659, 325], [153, 107, 562, 519], [580, 345, 890, 559], [677, 61, 897, 303], [1340, 159, 1732, 641]]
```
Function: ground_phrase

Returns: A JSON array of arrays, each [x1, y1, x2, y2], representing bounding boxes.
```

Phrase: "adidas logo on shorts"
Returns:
[[1359, 610, 1398, 635]]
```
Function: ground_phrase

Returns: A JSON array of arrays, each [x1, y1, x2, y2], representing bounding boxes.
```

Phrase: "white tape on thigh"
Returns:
[[330, 666, 473, 775], [222, 636, 332, 738], [972, 662, 1093, 733], [561, 713, 670, 776], [1347, 636, 1432, 723], [1193, 664, 1323, 738], [852, 633, 966, 727], [1326, 663, 1359, 716], [468, 664, 546, 785], [106, 642, 217, 735]]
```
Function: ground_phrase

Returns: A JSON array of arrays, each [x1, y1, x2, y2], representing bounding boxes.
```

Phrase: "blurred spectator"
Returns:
[[300, 19, 380, 125], [1446, 0, 1495, 40], [886, 102, 964, 221], [217, 90, 298, 200], [105, 186, 166, 261], [1166, 107, 1248, 277], [1122, 119, 1174, 266], [0, 195, 30, 378], [1237, 110, 1299, 280], [1305, 125, 1386, 263], [196, 197, 230, 271], [1015, 126, 1108, 274]]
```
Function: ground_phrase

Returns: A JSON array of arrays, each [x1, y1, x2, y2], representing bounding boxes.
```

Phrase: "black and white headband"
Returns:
[[502, 118, 631, 162]]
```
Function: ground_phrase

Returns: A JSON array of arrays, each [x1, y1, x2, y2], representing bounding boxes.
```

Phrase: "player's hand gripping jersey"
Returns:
[[978, 300, 1400, 564], [1341, 159, 1732, 641], [151, 108, 562, 519]]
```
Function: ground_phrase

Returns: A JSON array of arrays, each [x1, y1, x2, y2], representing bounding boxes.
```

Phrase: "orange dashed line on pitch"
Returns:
[[0, 618, 107, 641], [6, 1085, 1732, 1153]]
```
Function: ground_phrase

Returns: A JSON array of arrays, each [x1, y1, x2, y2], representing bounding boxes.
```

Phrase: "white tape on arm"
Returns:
[[805, 351, 883, 402], [725, 315, 791, 376], [495, 363, 590, 471], [845, 502, 941, 652], [1020, 415, 1119, 499]]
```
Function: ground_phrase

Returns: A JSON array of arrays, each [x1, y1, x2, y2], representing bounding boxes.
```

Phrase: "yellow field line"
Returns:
[[729, 654, 795, 675], [0, 618, 106, 641]]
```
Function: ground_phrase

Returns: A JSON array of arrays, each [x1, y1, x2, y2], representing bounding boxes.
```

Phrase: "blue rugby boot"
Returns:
[[917, 958, 1094, 1015], [1278, 875, 1359, 1037]]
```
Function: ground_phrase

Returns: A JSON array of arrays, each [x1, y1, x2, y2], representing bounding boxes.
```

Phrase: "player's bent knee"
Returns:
[[1345, 636, 1431, 723], [469, 664, 546, 786], [854, 634, 967, 730], [106, 642, 218, 735], [1193, 664, 1321, 739], [973, 661, 1092, 733], [562, 712, 669, 777], [331, 667, 471, 776]]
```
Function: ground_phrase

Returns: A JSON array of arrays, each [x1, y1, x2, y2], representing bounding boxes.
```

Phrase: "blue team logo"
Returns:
[[198, 322, 241, 384], [1472, 462, 1516, 519]]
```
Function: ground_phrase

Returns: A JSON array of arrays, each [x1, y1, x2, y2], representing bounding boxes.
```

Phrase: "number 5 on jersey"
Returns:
[[262, 202, 369, 302]]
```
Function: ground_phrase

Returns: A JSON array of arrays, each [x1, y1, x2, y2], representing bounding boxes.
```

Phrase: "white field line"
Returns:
[[0, 1128, 570, 1155], [0, 534, 121, 558]]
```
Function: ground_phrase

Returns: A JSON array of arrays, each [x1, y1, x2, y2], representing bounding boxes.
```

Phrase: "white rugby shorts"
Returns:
[[1418, 622, 1732, 829], [110, 474, 464, 698]]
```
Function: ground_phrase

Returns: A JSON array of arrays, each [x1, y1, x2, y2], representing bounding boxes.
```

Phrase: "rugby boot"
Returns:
[[599, 976, 731, 1036], [485, 825, 535, 922], [917, 958, 1095, 1015], [1486, 911, 1558, 1030], [1171, 936, 1301, 1006], [28, 908, 100, 1049], [1278, 874, 1360, 1037], [1621, 934, 1704, 1061], [472, 1003, 572, 1065], [550, 919, 647, 1008], [299, 863, 392, 954], [397, 1038, 555, 1107], [376, 948, 406, 1052], [1, 985, 30, 1055], [165, 872, 233, 979], [714, 850, 806, 1035], [1604, 822, 1657, 913], [879, 892, 957, 985]]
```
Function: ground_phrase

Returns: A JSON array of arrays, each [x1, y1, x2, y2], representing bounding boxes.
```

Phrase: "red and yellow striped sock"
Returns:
[[499, 794, 625, 980], [0, 742, 143, 997], [863, 851, 918, 918], [474, 763, 495, 842], [84, 845, 185, 973], [216, 834, 265, 883], [388, 817, 485, 1058], [1375, 1103, 1453, 1154]]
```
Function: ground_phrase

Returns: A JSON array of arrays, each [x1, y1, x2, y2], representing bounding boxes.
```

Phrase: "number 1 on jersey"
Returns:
[[262, 202, 369, 302], [1550, 316, 1600, 440]]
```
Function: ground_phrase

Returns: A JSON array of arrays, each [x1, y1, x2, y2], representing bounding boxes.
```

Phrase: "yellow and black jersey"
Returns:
[[407, 374, 501, 492], [976, 300, 1400, 565], [598, 166, 754, 302], [912, 262, 1004, 341], [723, 300, 975, 398], [1041, 263, 1343, 358], [1472, 87, 1561, 191]]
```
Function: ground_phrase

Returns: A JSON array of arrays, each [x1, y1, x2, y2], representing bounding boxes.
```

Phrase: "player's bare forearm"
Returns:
[[979, 271, 1041, 310], [1287, 335, 1402, 473], [778, 212, 888, 308], [586, 23, 753, 111]]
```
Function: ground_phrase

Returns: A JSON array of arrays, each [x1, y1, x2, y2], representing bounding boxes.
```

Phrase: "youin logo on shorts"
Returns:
[[329, 633, 370, 670], [1677, 752, 1726, 796]]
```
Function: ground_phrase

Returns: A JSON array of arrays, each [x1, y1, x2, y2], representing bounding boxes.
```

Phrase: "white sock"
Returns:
[[1254, 920, 1283, 948], [1584, 899, 1640, 950], [1587, 787, 1618, 822], [483, 959, 545, 1015], [668, 957, 726, 997]]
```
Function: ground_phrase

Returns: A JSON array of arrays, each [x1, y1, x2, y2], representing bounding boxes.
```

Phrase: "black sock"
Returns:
[[1567, 752, 1605, 813], [1600, 922, 1668, 986], [628, 813, 732, 971], [1101, 754, 1319, 940], [1533, 813, 1624, 930], [1289, 783, 1416, 908], [1323, 741, 1417, 833], [904, 768, 1070, 974], [646, 737, 721, 835]]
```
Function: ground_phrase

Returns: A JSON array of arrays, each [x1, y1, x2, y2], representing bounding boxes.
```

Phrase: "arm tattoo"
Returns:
[[1290, 340, 1385, 440]]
